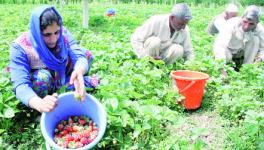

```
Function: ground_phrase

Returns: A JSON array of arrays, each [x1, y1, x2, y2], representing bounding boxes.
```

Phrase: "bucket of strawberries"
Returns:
[[40, 92, 107, 150]]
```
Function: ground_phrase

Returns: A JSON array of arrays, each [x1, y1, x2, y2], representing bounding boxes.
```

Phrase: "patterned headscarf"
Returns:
[[29, 5, 68, 84]]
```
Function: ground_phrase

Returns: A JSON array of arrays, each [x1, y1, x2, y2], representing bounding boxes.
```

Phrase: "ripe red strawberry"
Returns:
[[56, 124, 64, 131], [83, 130, 91, 138], [79, 119, 86, 125], [80, 137, 89, 145], [65, 126, 73, 132], [61, 130, 68, 136], [64, 134, 74, 142], [73, 133, 82, 142], [86, 138, 93, 144], [89, 121, 93, 126], [92, 127, 98, 131], [55, 134, 62, 138]]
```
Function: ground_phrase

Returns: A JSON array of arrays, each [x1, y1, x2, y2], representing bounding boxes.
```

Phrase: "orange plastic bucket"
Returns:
[[170, 70, 209, 110]]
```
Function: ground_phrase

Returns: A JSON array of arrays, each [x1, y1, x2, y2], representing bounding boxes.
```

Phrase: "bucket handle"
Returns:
[[179, 80, 196, 94]]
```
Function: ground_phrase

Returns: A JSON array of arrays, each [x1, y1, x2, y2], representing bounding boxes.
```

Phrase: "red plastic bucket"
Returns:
[[170, 70, 209, 110]]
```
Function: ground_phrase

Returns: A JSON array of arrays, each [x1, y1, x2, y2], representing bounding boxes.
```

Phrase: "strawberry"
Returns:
[[89, 121, 93, 128], [86, 138, 93, 144], [78, 119, 86, 125], [65, 126, 73, 132], [92, 127, 98, 131], [64, 134, 74, 142], [73, 133, 82, 142], [61, 130, 68, 136], [80, 137, 89, 145], [72, 125, 79, 132], [56, 124, 64, 131], [75, 142, 84, 148], [83, 130, 91, 138]]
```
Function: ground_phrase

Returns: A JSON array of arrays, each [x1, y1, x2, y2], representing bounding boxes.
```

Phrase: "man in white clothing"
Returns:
[[130, 3, 194, 64], [206, 3, 239, 36], [213, 5, 264, 67]]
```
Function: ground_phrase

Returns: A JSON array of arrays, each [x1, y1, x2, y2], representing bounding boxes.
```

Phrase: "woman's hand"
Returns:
[[70, 69, 86, 101], [29, 93, 58, 113]]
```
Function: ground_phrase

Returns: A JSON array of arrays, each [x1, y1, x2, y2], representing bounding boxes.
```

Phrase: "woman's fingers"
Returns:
[[73, 72, 86, 101], [70, 71, 77, 85], [77, 74, 85, 100], [42, 95, 58, 112]]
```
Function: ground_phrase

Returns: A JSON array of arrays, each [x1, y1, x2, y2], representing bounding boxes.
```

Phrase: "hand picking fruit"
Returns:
[[74, 92, 81, 101]]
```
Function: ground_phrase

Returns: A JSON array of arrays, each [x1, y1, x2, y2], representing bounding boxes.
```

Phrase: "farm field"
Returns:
[[0, 2, 264, 149]]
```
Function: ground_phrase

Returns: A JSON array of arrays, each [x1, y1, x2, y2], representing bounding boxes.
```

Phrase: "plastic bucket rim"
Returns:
[[170, 70, 209, 81], [40, 92, 107, 150]]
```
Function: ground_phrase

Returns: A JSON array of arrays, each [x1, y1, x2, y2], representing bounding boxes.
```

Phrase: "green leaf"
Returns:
[[110, 98, 119, 110], [142, 122, 151, 130], [246, 124, 259, 136], [193, 139, 206, 150], [3, 107, 14, 118], [0, 129, 5, 134]]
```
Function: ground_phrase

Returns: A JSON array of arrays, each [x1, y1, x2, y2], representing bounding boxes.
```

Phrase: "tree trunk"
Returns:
[[83, 0, 89, 28]]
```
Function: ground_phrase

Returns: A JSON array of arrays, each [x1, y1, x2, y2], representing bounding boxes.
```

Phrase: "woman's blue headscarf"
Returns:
[[29, 5, 68, 84]]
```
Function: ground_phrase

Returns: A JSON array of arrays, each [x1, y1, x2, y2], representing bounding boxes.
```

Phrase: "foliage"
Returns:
[[1, 0, 264, 6], [0, 3, 263, 149]]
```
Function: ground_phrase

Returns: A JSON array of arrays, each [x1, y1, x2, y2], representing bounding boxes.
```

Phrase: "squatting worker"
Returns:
[[9, 6, 99, 112], [213, 5, 264, 67], [131, 3, 195, 64], [206, 3, 239, 36]]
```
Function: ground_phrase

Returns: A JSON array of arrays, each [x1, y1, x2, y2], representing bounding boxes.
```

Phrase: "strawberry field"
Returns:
[[0, 2, 264, 149]]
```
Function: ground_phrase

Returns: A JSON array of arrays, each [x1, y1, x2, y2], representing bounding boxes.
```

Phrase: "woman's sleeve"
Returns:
[[63, 28, 91, 73], [9, 43, 37, 106]]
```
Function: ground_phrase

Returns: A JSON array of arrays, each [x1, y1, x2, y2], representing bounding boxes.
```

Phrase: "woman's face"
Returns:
[[41, 22, 60, 49]]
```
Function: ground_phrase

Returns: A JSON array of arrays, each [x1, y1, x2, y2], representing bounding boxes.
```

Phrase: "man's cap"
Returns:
[[171, 3, 192, 20], [225, 3, 238, 12], [243, 5, 261, 23]]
